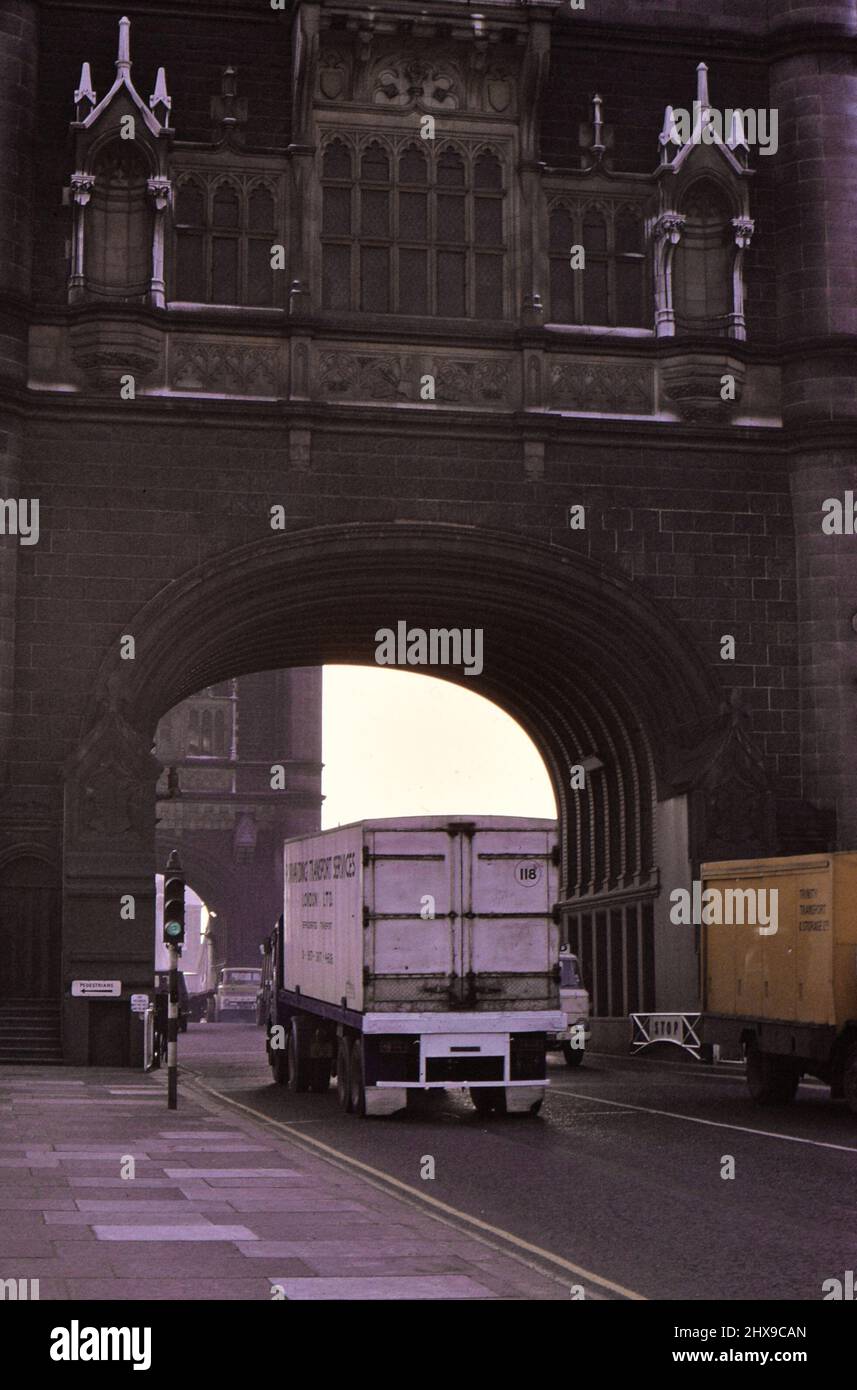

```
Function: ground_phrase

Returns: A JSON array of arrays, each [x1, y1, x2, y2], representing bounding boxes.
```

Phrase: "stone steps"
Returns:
[[0, 1001, 63, 1064]]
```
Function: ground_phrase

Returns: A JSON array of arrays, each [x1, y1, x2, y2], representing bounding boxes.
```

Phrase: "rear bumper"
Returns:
[[362, 1010, 566, 1034], [365, 1015, 561, 1089]]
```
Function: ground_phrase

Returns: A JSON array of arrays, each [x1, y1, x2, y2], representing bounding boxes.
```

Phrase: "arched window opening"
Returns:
[[398, 145, 429, 314], [549, 206, 576, 324], [360, 143, 391, 311], [549, 201, 649, 329], [85, 143, 152, 302], [321, 140, 507, 319], [673, 181, 732, 335], [321, 141, 353, 311], [582, 209, 609, 324], [174, 179, 206, 303], [614, 210, 645, 328], [172, 178, 280, 307]]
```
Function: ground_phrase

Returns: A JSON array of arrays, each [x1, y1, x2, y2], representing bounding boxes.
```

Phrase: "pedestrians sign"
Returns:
[[71, 980, 121, 997]]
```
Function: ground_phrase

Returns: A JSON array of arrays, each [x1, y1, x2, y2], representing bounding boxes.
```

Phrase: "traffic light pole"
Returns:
[[163, 848, 185, 1111], [167, 943, 178, 1110]]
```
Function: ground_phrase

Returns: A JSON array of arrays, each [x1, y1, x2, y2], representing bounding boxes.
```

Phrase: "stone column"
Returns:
[[0, 1, 37, 780], [769, 1, 857, 846], [62, 703, 162, 1064]]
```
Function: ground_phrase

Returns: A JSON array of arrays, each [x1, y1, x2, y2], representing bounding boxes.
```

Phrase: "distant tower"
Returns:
[[154, 669, 323, 962]]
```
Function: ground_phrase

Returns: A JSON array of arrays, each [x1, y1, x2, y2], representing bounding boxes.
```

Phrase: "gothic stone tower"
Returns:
[[0, 0, 854, 1062], [154, 669, 323, 967]]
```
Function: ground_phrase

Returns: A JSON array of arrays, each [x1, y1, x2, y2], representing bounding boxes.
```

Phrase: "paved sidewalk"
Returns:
[[0, 1066, 567, 1300]]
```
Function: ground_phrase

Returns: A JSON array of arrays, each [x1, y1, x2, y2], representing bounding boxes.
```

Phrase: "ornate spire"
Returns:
[[696, 61, 709, 113], [71, 13, 172, 138], [591, 94, 605, 158], [74, 62, 96, 121], [116, 15, 131, 74], [149, 67, 171, 122]]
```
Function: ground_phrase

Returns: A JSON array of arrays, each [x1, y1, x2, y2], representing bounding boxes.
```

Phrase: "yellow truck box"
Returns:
[[700, 853, 857, 1111]]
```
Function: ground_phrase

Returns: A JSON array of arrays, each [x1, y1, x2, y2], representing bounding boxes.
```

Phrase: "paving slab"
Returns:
[[0, 1065, 567, 1301], [266, 1274, 497, 1300], [93, 1224, 259, 1242]]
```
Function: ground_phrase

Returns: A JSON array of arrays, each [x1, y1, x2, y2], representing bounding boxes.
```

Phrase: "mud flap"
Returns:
[[365, 1087, 407, 1116], [504, 1086, 545, 1114]]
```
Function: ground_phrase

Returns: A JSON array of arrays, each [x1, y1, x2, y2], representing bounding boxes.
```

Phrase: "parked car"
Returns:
[[209, 966, 262, 1022]]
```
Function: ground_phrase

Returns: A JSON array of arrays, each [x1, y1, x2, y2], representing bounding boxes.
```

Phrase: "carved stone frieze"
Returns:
[[434, 358, 512, 405], [372, 56, 461, 110], [315, 349, 514, 407], [171, 341, 280, 395], [318, 350, 414, 402], [549, 360, 653, 414]]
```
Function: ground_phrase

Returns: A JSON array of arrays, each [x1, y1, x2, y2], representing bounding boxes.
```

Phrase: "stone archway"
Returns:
[[61, 521, 723, 1061]]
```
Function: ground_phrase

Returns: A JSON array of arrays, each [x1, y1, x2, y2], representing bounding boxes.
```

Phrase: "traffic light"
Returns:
[[163, 849, 185, 950]]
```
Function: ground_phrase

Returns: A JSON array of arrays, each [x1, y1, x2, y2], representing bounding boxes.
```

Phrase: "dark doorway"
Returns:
[[88, 1002, 130, 1066], [0, 856, 61, 1000]]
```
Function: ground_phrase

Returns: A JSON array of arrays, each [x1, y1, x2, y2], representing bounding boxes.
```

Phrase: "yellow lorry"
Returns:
[[700, 853, 857, 1111]]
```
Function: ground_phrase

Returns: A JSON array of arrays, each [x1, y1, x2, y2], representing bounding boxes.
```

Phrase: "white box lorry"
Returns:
[[262, 816, 565, 1117]]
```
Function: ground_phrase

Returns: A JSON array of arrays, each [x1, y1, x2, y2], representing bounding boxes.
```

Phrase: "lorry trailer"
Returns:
[[263, 816, 566, 1117], [701, 852, 857, 1110]]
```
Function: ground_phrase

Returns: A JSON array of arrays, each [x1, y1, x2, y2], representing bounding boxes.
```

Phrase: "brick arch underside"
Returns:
[[96, 523, 719, 904]]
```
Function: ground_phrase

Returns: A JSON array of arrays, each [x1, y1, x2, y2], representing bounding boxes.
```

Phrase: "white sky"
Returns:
[[321, 665, 556, 829]]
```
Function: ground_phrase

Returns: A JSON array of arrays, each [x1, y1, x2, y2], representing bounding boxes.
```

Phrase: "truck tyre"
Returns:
[[561, 1042, 584, 1068], [746, 1047, 799, 1105], [470, 1087, 507, 1117], [842, 1044, 857, 1115], [287, 1016, 312, 1093], [349, 1037, 366, 1117], [336, 1036, 352, 1112]]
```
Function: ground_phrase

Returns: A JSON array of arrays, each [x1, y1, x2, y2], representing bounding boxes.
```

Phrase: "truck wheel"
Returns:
[[287, 1016, 312, 1093], [746, 1047, 799, 1105], [561, 1043, 584, 1068], [470, 1087, 507, 1117], [842, 1045, 857, 1114], [349, 1037, 366, 1117], [336, 1036, 352, 1112]]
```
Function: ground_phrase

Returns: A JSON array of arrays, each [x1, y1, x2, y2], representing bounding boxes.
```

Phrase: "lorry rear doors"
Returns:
[[462, 824, 559, 1009], [364, 823, 460, 1008]]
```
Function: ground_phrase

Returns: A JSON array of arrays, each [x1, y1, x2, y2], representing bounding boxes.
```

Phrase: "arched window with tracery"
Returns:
[[320, 137, 507, 318], [172, 177, 278, 306], [549, 201, 647, 328]]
